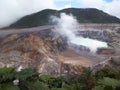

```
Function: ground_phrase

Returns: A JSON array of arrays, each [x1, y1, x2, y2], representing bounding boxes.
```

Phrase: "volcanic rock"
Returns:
[[0, 24, 120, 76], [0, 33, 86, 76]]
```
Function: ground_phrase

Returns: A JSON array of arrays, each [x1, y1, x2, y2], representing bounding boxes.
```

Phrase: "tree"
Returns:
[[92, 78, 120, 90]]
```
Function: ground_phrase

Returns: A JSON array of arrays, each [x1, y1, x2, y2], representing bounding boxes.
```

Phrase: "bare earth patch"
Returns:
[[58, 49, 100, 67]]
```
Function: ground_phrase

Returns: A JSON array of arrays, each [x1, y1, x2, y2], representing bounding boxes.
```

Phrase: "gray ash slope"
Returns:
[[7, 8, 120, 29]]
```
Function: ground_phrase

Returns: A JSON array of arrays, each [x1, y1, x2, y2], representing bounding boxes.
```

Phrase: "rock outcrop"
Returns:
[[0, 33, 86, 76], [92, 56, 120, 72], [76, 30, 112, 42]]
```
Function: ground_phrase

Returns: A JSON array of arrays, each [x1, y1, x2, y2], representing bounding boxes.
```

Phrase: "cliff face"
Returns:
[[0, 32, 85, 76], [0, 33, 63, 74]]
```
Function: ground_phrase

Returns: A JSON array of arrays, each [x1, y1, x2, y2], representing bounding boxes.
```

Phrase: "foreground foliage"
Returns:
[[0, 67, 120, 90]]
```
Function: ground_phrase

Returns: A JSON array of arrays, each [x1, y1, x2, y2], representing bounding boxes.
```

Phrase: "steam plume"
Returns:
[[52, 13, 108, 52]]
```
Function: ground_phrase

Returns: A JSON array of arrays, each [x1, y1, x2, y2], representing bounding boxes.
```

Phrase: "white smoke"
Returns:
[[53, 13, 108, 52], [54, 13, 78, 40]]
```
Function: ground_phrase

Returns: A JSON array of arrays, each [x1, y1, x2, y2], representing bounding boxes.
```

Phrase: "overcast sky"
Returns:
[[0, 0, 120, 28]]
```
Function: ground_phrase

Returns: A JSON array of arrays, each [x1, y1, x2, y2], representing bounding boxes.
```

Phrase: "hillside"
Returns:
[[8, 8, 120, 29]]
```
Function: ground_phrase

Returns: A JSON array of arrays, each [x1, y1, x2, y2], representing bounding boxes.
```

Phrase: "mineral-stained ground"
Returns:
[[0, 24, 120, 76]]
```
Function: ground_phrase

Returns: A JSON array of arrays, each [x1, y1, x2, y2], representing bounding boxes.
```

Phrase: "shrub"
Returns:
[[95, 67, 120, 80], [19, 80, 48, 90], [0, 83, 20, 90], [64, 83, 85, 90], [92, 77, 120, 90], [16, 68, 38, 81], [50, 88, 67, 90], [0, 67, 16, 83], [39, 75, 65, 88]]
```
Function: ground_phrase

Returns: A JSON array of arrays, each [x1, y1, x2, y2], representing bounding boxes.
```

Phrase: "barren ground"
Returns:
[[59, 48, 102, 67], [0, 24, 120, 68]]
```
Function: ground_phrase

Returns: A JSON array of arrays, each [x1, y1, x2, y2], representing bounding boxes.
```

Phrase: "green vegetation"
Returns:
[[0, 67, 120, 90], [92, 78, 120, 90], [95, 67, 120, 80], [8, 8, 120, 29]]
